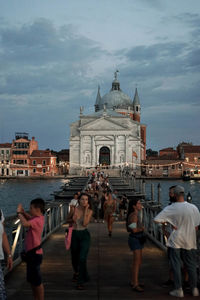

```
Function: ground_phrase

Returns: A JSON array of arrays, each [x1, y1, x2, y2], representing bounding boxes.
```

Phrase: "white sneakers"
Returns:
[[169, 288, 184, 298], [192, 287, 199, 297], [169, 287, 199, 297]]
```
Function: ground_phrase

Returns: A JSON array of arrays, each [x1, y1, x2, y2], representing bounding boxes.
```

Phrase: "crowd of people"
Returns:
[[0, 172, 200, 299]]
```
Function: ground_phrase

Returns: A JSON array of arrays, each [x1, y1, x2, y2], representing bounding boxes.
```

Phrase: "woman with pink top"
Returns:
[[17, 198, 45, 300]]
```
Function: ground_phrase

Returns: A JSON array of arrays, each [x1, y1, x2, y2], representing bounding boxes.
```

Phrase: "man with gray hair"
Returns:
[[154, 185, 200, 298]]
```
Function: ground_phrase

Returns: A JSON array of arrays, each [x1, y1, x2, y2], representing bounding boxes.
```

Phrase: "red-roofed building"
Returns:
[[159, 147, 178, 158], [29, 150, 58, 176], [10, 133, 38, 176], [0, 143, 12, 176]]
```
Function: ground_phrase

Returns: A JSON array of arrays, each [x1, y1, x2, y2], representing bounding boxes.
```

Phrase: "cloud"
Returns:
[[0, 15, 199, 150], [0, 18, 105, 96]]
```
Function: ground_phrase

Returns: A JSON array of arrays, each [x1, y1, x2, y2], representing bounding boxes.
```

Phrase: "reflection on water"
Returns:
[[0, 179, 69, 216]]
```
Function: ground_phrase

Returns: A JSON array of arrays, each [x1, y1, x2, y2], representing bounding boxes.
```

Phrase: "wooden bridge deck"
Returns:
[[5, 222, 195, 299]]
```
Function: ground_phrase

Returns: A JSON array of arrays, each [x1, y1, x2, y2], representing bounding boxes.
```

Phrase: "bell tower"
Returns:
[[133, 88, 141, 122]]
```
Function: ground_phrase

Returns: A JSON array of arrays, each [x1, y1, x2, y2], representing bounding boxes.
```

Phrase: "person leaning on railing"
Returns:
[[0, 209, 13, 300]]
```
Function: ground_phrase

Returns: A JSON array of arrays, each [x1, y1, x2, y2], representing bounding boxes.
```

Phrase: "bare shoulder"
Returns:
[[129, 212, 137, 223]]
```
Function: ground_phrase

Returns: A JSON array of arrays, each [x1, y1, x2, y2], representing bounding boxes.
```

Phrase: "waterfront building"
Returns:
[[29, 150, 58, 176], [10, 133, 38, 176], [143, 143, 200, 178], [0, 143, 12, 176], [69, 72, 146, 175]]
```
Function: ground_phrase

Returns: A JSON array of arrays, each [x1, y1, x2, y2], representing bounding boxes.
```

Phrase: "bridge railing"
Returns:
[[142, 201, 167, 251], [4, 201, 69, 275]]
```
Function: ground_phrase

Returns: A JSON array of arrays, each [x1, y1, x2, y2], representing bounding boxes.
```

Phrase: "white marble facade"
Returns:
[[69, 73, 146, 174], [70, 109, 144, 174]]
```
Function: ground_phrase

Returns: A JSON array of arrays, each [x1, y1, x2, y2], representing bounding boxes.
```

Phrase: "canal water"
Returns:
[[0, 178, 200, 217], [145, 179, 200, 208], [0, 178, 69, 216]]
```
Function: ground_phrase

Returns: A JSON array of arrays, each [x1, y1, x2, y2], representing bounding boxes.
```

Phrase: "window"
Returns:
[[13, 150, 28, 155], [25, 160, 27, 164], [6, 150, 9, 154], [17, 170, 23, 175], [1, 150, 4, 154], [156, 166, 160, 169], [43, 168, 46, 173], [33, 168, 36, 173], [16, 160, 25, 164], [33, 160, 36, 165], [13, 160, 16, 164], [171, 165, 175, 169], [42, 160, 46, 166]]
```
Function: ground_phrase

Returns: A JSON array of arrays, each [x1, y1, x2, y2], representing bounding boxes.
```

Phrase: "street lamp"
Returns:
[[187, 192, 192, 203]]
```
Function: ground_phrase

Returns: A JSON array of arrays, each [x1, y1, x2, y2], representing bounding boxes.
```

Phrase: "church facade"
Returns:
[[69, 72, 146, 174]]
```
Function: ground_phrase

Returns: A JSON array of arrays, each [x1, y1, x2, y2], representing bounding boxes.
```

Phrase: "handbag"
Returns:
[[20, 244, 42, 262], [65, 226, 73, 250]]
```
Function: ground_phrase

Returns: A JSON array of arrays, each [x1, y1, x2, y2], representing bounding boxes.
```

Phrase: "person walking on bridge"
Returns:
[[103, 191, 116, 237], [0, 209, 13, 300], [154, 185, 200, 298], [71, 193, 93, 290]]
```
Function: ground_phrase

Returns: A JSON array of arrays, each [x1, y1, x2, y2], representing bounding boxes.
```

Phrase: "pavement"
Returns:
[[5, 222, 196, 299]]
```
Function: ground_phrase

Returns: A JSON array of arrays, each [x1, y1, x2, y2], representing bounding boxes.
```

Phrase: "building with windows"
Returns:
[[0, 143, 12, 176], [69, 72, 146, 175], [10, 133, 38, 176], [29, 150, 58, 176]]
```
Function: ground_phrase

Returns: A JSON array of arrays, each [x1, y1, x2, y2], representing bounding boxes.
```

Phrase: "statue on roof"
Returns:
[[114, 70, 119, 80]]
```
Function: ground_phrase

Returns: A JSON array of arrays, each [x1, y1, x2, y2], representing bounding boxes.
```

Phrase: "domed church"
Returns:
[[69, 71, 146, 174]]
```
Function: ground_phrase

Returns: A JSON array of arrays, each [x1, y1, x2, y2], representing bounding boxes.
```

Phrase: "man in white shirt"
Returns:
[[69, 193, 79, 213], [154, 185, 200, 298]]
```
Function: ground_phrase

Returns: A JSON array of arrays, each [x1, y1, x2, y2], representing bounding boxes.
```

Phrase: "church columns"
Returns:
[[114, 135, 118, 166], [79, 136, 82, 166], [125, 135, 129, 163], [91, 136, 95, 167]]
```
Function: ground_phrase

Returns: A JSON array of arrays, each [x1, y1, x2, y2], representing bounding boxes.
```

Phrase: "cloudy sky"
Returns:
[[0, 0, 199, 150]]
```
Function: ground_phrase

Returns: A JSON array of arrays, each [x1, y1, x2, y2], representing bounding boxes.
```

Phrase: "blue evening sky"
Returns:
[[0, 0, 199, 150]]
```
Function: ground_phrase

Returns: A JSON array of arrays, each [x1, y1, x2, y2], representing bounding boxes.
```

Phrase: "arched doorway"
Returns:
[[99, 146, 110, 166]]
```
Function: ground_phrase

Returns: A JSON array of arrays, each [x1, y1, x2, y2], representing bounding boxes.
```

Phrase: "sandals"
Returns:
[[72, 273, 79, 282], [132, 285, 144, 292], [77, 284, 86, 290], [129, 282, 145, 288]]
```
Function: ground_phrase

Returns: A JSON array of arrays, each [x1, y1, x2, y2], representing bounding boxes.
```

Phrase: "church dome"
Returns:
[[99, 90, 132, 109], [97, 71, 132, 110]]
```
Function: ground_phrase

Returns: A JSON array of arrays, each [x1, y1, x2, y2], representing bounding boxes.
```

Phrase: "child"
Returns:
[[17, 198, 45, 300]]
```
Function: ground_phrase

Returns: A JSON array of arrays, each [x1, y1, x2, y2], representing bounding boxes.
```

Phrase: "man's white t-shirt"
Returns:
[[69, 199, 78, 207], [0, 210, 5, 260], [154, 202, 200, 250]]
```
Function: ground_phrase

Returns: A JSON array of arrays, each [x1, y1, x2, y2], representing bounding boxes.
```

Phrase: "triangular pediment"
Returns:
[[80, 117, 128, 131], [95, 136, 114, 141]]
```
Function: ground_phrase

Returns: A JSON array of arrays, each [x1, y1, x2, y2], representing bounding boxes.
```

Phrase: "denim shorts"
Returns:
[[128, 233, 144, 251], [26, 253, 43, 286]]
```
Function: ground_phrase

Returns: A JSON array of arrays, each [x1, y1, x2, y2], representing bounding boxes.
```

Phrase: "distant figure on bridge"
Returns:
[[70, 193, 93, 290], [17, 198, 45, 300], [126, 199, 145, 293], [0, 209, 13, 300], [154, 185, 200, 298], [104, 191, 116, 237]]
